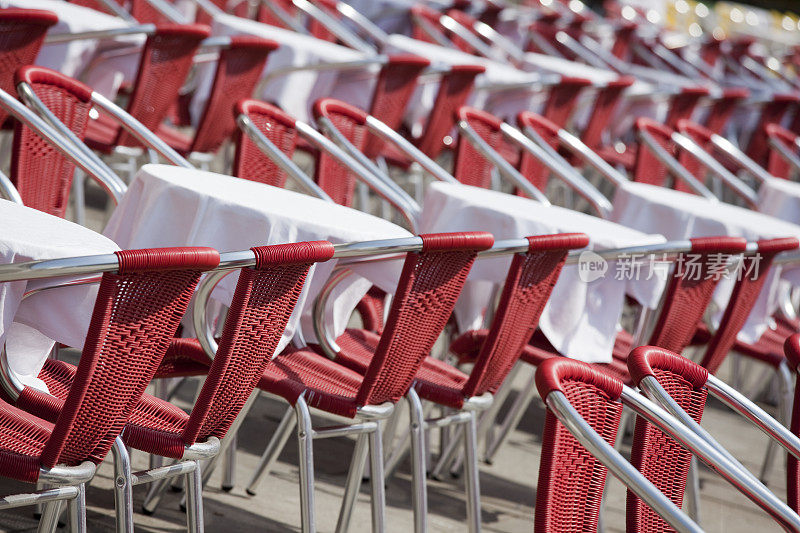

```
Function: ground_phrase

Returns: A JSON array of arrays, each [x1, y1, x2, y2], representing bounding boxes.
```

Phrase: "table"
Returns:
[[420, 182, 666, 363], [0, 200, 120, 391], [102, 164, 412, 354], [757, 177, 800, 226], [1, 0, 145, 97], [195, 12, 374, 123], [612, 181, 800, 342]]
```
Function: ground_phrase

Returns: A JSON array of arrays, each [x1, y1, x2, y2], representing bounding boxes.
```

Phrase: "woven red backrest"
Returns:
[[784, 335, 800, 512], [194, 0, 226, 24], [191, 36, 277, 154], [414, 64, 485, 160], [700, 238, 799, 374], [766, 123, 797, 179], [10, 67, 94, 218], [673, 119, 716, 193], [116, 24, 210, 147], [541, 77, 592, 129], [610, 22, 637, 60], [183, 241, 335, 444], [746, 94, 799, 167], [516, 111, 562, 193], [443, 9, 482, 54], [581, 77, 634, 150], [410, 4, 445, 45], [534, 358, 624, 533], [647, 237, 748, 354], [704, 88, 748, 134], [233, 99, 298, 187], [0, 9, 58, 125], [462, 233, 589, 398], [626, 346, 709, 533], [632, 117, 675, 187], [312, 98, 369, 206], [452, 107, 508, 189], [39, 247, 220, 469], [256, 0, 296, 27], [307, 0, 339, 42], [355, 232, 494, 407], [699, 37, 722, 68], [664, 86, 709, 129], [362, 54, 430, 159]]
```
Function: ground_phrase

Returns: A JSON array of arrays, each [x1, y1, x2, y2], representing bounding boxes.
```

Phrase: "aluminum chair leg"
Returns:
[[686, 455, 701, 522], [67, 483, 87, 533], [185, 461, 204, 533], [759, 363, 794, 484], [476, 363, 521, 450], [295, 397, 316, 532], [71, 170, 86, 227], [407, 389, 428, 533], [335, 434, 370, 533], [368, 421, 387, 533], [483, 382, 538, 463], [430, 426, 463, 480], [111, 437, 135, 532], [246, 406, 296, 495], [36, 500, 62, 533], [221, 433, 237, 491], [463, 412, 482, 533], [200, 391, 258, 488]]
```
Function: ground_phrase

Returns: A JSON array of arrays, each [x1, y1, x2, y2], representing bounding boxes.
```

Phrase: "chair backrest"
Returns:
[[312, 98, 370, 206], [116, 24, 210, 148], [233, 99, 299, 187], [766, 123, 797, 179], [783, 334, 800, 512], [0, 9, 58, 125], [362, 54, 430, 159], [11, 66, 95, 218], [182, 241, 334, 445], [632, 117, 675, 187], [36, 247, 220, 473], [410, 4, 447, 46], [746, 94, 799, 167], [461, 233, 589, 398], [516, 111, 563, 193], [610, 22, 637, 60], [699, 238, 799, 374], [534, 357, 624, 533], [355, 232, 494, 408], [704, 88, 749, 135], [646, 237, 748, 354], [190, 36, 278, 154], [581, 76, 634, 150], [413, 64, 485, 160], [663, 86, 709, 129], [626, 345, 709, 533], [540, 76, 593, 129], [452, 106, 509, 189]]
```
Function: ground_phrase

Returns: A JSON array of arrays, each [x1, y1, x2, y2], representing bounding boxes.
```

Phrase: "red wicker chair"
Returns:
[[765, 123, 800, 180], [84, 24, 210, 153], [784, 334, 800, 512], [0, 9, 58, 127], [745, 94, 799, 168], [8, 242, 331, 530], [0, 246, 219, 532], [703, 87, 749, 135], [158, 36, 278, 160], [580, 77, 635, 151]]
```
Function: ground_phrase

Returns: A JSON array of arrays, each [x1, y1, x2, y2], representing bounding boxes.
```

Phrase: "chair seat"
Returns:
[[258, 347, 365, 419], [0, 399, 53, 483]]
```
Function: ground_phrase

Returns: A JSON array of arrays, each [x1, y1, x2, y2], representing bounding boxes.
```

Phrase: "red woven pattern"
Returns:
[[0, 9, 57, 125], [581, 77, 634, 150], [37, 247, 217, 468], [453, 107, 508, 189], [534, 359, 623, 533], [362, 54, 430, 158], [414, 65, 485, 160], [355, 286, 388, 333], [704, 88, 748, 135], [766, 123, 797, 179], [312, 99, 369, 206], [233, 99, 298, 187], [462, 233, 589, 398], [10, 69, 93, 217], [516, 112, 562, 193], [664, 86, 709, 129], [0, 400, 54, 483], [746, 94, 799, 166], [115, 24, 209, 148], [632, 118, 674, 187], [541, 77, 592, 128], [626, 347, 708, 533], [190, 37, 278, 154], [647, 237, 747, 353], [700, 238, 798, 373]]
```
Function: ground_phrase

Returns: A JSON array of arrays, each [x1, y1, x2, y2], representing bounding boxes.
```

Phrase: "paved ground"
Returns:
[[0, 350, 789, 532]]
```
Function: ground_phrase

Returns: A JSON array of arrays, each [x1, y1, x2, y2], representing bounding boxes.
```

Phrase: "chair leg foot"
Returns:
[[246, 405, 296, 496]]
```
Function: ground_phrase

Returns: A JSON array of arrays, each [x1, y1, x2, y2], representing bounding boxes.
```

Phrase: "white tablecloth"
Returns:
[[757, 178, 800, 226], [194, 12, 374, 123], [0, 200, 119, 389], [1, 0, 144, 97], [420, 182, 666, 363], [612, 181, 800, 342], [102, 164, 411, 354], [384, 34, 546, 126]]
